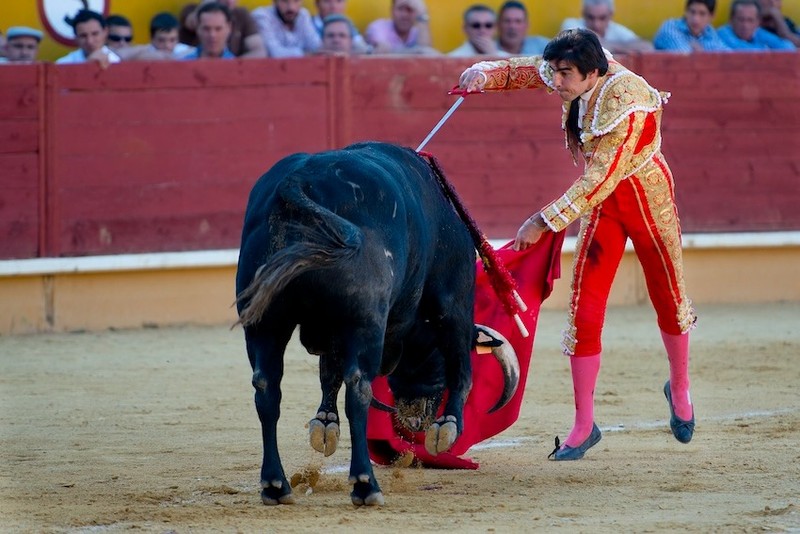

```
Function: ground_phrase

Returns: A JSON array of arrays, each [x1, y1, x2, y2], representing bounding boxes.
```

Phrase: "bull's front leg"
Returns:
[[425, 322, 473, 456], [344, 358, 384, 506], [309, 354, 342, 457], [247, 331, 294, 505]]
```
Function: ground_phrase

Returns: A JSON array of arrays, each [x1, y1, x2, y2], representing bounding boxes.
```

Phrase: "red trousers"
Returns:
[[563, 173, 694, 357]]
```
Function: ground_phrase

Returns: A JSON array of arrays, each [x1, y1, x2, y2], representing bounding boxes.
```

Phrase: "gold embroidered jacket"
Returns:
[[471, 57, 673, 233]]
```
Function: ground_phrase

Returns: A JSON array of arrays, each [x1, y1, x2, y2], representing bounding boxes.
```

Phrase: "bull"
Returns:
[[235, 141, 517, 506]]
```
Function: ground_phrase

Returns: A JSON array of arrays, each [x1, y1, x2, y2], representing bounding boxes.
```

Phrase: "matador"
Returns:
[[458, 28, 696, 460]]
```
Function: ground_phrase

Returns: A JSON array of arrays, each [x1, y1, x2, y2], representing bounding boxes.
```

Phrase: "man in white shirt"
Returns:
[[496, 1, 549, 55], [252, 0, 321, 57], [561, 0, 653, 54], [56, 10, 121, 66]]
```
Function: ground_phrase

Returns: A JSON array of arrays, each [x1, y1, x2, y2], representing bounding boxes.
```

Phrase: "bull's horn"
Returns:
[[370, 397, 398, 414], [475, 324, 520, 414]]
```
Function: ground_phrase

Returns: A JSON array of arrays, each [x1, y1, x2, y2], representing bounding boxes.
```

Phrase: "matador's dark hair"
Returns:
[[543, 28, 609, 78]]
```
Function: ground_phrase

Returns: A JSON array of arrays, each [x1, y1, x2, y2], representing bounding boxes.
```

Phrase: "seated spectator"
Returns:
[[1, 26, 44, 64], [149, 13, 196, 57], [653, 0, 730, 52], [179, 0, 266, 57], [496, 1, 549, 55], [448, 4, 508, 57], [183, 2, 236, 59], [312, 0, 369, 53], [757, 0, 800, 47], [117, 12, 197, 60], [718, 0, 795, 50], [105, 14, 134, 53], [56, 10, 122, 66], [252, 0, 321, 57], [560, 0, 654, 54], [316, 14, 360, 55], [365, 0, 439, 55]]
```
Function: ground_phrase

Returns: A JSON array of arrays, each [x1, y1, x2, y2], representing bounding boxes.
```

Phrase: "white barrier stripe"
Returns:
[[1, 231, 799, 278], [489, 230, 800, 252]]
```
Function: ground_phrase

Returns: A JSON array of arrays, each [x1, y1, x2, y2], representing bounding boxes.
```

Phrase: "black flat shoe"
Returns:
[[548, 423, 602, 461], [664, 380, 695, 443]]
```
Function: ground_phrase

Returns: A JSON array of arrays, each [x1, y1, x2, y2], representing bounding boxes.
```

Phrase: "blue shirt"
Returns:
[[183, 47, 236, 59], [498, 35, 549, 56], [653, 18, 730, 52], [717, 25, 796, 51]]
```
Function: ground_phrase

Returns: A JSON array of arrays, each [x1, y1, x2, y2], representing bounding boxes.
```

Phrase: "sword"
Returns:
[[415, 88, 474, 152]]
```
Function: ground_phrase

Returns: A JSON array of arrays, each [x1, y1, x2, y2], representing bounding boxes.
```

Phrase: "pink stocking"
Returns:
[[563, 353, 601, 448], [662, 330, 693, 420]]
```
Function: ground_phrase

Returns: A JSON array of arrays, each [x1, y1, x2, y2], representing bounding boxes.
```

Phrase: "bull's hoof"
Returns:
[[424, 415, 458, 455], [309, 414, 340, 457], [350, 479, 385, 506], [260, 479, 295, 505]]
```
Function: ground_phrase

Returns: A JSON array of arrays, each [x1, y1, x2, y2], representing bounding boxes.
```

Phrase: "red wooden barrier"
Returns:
[[0, 53, 798, 260]]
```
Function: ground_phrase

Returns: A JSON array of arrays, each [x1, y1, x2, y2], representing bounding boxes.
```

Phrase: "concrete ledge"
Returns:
[[2, 232, 798, 335]]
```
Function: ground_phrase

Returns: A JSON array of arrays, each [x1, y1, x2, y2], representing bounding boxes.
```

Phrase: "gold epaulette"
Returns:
[[585, 70, 666, 142]]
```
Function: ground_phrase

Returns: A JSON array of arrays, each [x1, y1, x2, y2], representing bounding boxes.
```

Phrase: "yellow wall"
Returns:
[[5, 0, 800, 62]]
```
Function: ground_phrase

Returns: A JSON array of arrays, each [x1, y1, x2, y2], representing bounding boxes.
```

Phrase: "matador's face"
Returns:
[[548, 60, 599, 102]]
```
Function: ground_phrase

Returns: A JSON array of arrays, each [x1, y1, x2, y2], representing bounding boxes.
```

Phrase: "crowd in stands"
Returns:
[[1, 0, 798, 65]]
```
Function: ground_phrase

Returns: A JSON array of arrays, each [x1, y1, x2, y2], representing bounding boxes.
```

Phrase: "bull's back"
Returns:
[[236, 142, 472, 327]]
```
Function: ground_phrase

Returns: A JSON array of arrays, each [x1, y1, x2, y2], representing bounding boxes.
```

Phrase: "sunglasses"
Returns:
[[108, 34, 133, 42], [469, 21, 494, 29]]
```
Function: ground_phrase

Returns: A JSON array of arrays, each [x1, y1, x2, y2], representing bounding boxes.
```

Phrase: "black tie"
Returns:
[[567, 97, 582, 146]]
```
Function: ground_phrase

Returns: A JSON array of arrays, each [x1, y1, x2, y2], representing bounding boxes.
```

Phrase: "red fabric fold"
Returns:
[[367, 231, 565, 469]]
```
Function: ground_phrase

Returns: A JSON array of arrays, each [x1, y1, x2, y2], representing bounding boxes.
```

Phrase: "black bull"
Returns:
[[235, 142, 518, 506]]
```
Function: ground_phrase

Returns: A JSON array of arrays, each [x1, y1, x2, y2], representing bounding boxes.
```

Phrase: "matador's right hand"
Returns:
[[458, 66, 487, 93]]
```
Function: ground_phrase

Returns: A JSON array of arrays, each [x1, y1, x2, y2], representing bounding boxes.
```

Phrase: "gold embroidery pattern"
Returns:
[[474, 57, 548, 91]]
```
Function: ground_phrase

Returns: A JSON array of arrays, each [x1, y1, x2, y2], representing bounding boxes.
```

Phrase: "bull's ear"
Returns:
[[474, 325, 503, 354]]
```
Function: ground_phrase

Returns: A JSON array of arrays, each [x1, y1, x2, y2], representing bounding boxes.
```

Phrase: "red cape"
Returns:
[[367, 231, 565, 468]]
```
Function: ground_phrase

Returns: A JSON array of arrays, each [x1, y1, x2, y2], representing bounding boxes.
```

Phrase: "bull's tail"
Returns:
[[236, 182, 362, 328]]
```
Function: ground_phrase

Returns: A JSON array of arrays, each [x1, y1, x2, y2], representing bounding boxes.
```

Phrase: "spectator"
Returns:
[[117, 12, 197, 60], [56, 10, 122, 66], [757, 0, 800, 47], [105, 14, 134, 53], [183, 2, 236, 59], [252, 0, 321, 57], [653, 0, 730, 52], [149, 13, 196, 57], [317, 14, 359, 55], [312, 0, 369, 53], [0, 30, 6, 59], [448, 4, 507, 57], [718, 0, 796, 50], [496, 1, 549, 56], [560, 0, 654, 54], [365, 0, 438, 55], [1, 26, 44, 64], [179, 0, 266, 57]]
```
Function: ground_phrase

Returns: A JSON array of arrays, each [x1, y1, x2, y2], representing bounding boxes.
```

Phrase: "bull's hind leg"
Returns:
[[246, 327, 295, 505], [343, 336, 384, 506], [309, 354, 342, 457]]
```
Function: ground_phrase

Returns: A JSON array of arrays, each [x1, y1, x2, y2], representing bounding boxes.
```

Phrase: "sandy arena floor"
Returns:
[[1, 302, 799, 533]]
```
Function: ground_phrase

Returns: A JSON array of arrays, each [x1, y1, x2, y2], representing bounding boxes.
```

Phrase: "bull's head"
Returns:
[[372, 324, 520, 429]]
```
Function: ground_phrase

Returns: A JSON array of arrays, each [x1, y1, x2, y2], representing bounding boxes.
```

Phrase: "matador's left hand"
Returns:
[[513, 213, 547, 251]]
